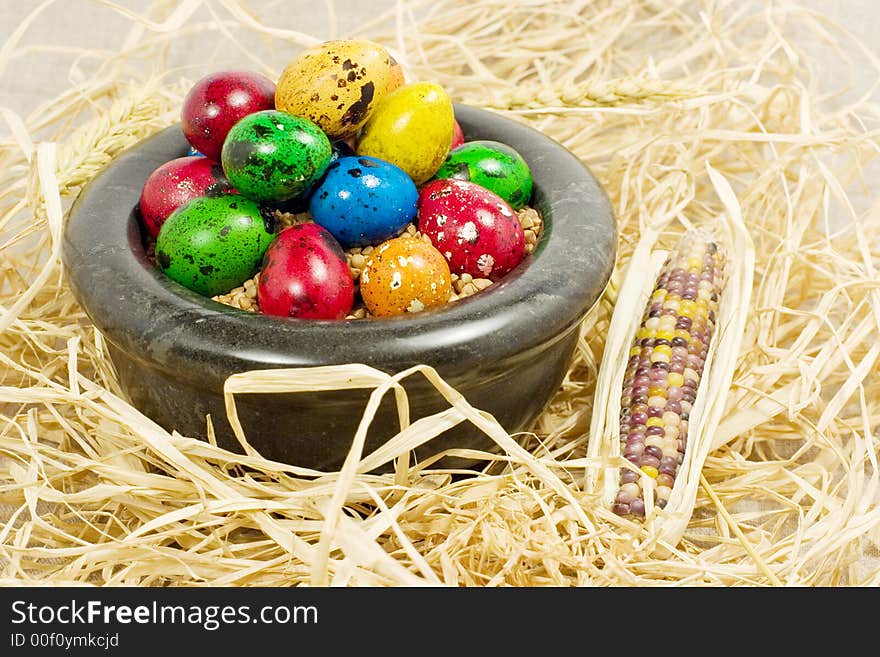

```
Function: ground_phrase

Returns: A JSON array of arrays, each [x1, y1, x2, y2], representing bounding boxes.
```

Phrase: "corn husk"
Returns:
[[586, 164, 756, 553]]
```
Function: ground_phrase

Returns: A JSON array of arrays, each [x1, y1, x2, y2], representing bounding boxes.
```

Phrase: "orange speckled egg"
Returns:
[[360, 237, 452, 317], [386, 55, 405, 94]]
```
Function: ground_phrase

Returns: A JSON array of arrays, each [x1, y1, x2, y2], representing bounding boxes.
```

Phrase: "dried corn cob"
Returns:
[[612, 230, 726, 517]]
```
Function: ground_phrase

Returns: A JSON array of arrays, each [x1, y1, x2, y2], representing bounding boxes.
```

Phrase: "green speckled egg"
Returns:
[[221, 110, 332, 203], [155, 194, 276, 296], [432, 140, 533, 210]]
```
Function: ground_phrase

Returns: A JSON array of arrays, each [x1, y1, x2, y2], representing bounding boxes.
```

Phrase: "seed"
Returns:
[[656, 485, 673, 502], [640, 465, 659, 478], [473, 278, 493, 291]]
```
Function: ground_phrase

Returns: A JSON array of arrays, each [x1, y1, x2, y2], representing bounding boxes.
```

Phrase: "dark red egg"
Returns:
[[138, 156, 236, 238], [417, 179, 525, 280], [181, 70, 276, 161], [451, 119, 465, 149], [257, 223, 355, 320]]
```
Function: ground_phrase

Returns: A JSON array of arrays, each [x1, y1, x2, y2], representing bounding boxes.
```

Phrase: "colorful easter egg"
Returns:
[[155, 194, 275, 297], [275, 39, 393, 140], [386, 55, 405, 94], [270, 138, 358, 214], [417, 179, 525, 280], [451, 119, 465, 149], [139, 156, 236, 238], [303, 139, 356, 197], [221, 110, 332, 203], [433, 140, 533, 210], [359, 237, 452, 317], [181, 70, 276, 161], [309, 156, 418, 248], [356, 82, 454, 185], [257, 223, 354, 320]]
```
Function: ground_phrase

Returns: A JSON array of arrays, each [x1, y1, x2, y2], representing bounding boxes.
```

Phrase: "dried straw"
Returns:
[[1, 0, 879, 587]]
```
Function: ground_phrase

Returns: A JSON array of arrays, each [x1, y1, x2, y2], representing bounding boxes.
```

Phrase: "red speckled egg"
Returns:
[[451, 119, 465, 149], [417, 179, 525, 280], [139, 156, 236, 238], [181, 70, 276, 161], [257, 223, 354, 320]]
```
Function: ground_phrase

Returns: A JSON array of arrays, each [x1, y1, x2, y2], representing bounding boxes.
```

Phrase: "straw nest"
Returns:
[[1, 0, 878, 586]]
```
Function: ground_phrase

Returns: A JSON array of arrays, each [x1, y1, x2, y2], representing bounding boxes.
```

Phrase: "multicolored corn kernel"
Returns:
[[612, 230, 726, 518]]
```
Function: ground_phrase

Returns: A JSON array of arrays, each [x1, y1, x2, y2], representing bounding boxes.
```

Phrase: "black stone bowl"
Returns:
[[63, 104, 616, 472]]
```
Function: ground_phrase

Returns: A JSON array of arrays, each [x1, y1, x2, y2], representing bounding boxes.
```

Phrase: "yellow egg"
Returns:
[[360, 237, 452, 317], [275, 39, 393, 140], [356, 82, 454, 185]]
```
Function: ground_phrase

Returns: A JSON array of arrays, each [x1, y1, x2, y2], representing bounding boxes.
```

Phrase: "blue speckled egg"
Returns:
[[309, 155, 418, 248]]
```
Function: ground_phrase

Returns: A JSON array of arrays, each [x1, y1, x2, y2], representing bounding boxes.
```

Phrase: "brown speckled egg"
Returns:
[[275, 39, 393, 140], [360, 237, 452, 317]]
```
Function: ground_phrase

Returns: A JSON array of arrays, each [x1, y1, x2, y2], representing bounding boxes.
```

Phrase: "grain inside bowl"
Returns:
[[206, 205, 545, 318]]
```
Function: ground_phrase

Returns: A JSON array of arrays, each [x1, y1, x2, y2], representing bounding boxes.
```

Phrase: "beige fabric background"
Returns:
[[1, 0, 397, 120], [1, 0, 879, 124]]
